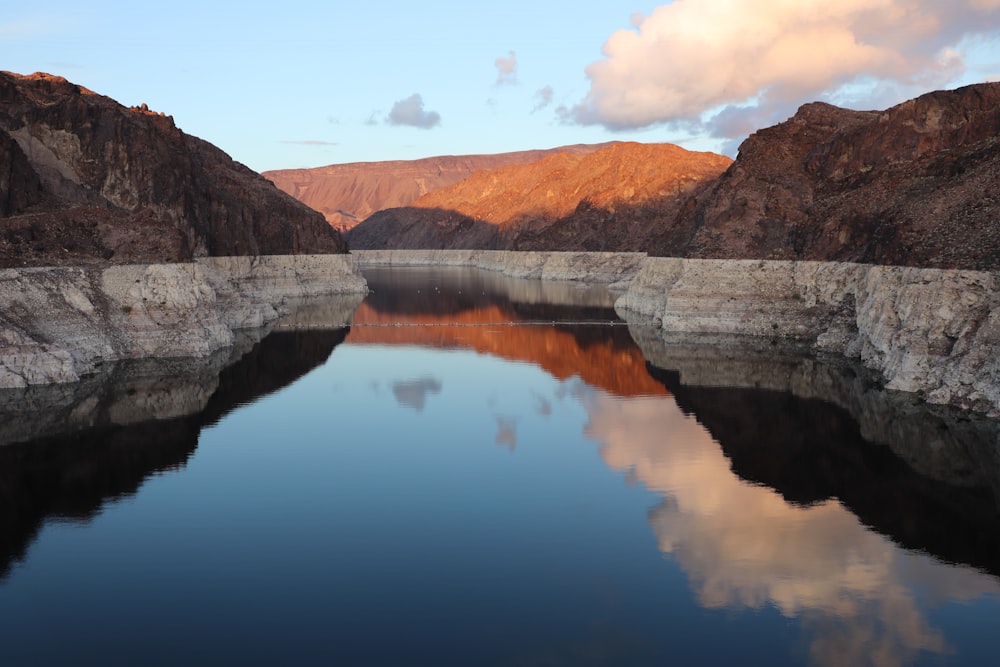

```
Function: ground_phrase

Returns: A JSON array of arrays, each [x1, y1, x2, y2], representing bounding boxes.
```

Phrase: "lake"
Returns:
[[1, 265, 999, 666]]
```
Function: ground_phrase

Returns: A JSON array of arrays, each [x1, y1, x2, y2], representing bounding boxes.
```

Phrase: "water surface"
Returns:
[[1, 266, 998, 666]]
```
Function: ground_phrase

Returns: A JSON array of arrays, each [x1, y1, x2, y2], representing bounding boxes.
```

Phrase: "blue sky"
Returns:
[[4, 1, 999, 172]]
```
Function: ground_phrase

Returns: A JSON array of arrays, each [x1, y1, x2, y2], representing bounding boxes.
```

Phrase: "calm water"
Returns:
[[1, 266, 999, 666]]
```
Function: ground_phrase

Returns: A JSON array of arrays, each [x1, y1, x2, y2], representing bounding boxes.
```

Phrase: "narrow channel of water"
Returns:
[[0, 266, 998, 666]]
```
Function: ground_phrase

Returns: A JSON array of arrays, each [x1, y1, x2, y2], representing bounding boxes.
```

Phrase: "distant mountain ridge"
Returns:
[[345, 142, 733, 252], [263, 144, 618, 231]]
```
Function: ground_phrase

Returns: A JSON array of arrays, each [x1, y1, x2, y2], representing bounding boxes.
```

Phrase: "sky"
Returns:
[[3, 1, 999, 172]]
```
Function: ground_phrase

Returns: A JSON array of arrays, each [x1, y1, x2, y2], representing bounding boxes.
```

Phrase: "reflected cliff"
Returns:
[[352, 266, 665, 397], [0, 314, 352, 580], [579, 382, 1000, 667]]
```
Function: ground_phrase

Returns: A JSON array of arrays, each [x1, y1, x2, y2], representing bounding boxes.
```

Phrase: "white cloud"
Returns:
[[569, 0, 1000, 140], [386, 93, 441, 129], [494, 50, 518, 85]]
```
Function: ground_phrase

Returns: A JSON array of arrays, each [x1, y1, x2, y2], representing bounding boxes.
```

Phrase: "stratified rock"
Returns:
[[0, 71, 347, 267], [346, 142, 732, 252], [0, 254, 366, 388], [262, 144, 617, 232], [683, 83, 1000, 270]]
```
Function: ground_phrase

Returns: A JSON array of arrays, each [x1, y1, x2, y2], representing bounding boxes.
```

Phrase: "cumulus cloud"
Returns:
[[494, 50, 518, 85], [569, 0, 1000, 141], [386, 93, 441, 129], [532, 85, 554, 112]]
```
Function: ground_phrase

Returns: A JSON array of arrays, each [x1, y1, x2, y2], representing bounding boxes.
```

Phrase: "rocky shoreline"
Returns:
[[0, 254, 367, 389], [356, 249, 1000, 417]]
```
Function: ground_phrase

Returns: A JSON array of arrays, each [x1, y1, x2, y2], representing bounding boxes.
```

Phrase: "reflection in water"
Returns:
[[391, 377, 443, 411], [580, 386, 1000, 666], [353, 267, 1000, 666], [352, 267, 666, 398], [0, 324, 350, 581], [1, 266, 998, 666]]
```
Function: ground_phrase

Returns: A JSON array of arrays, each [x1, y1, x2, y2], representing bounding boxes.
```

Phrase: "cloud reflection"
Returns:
[[579, 391, 1000, 667], [391, 377, 442, 412]]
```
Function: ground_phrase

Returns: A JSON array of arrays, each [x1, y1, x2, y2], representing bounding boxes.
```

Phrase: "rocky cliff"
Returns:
[[345, 142, 732, 252], [680, 83, 1000, 270], [0, 71, 348, 267], [0, 254, 366, 388], [262, 144, 615, 232], [617, 257, 1000, 417], [341, 84, 999, 269]]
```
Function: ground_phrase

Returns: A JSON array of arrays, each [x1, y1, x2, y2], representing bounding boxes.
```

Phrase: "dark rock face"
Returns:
[[681, 83, 1000, 270], [0, 71, 347, 268], [345, 142, 732, 252]]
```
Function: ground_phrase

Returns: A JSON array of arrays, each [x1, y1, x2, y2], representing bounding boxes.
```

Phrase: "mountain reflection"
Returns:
[[579, 384, 1000, 667], [350, 268, 665, 398], [0, 326, 349, 580]]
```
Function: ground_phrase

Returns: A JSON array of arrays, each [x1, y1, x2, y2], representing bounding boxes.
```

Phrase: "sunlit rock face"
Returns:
[[345, 142, 731, 252], [263, 144, 616, 232], [0, 71, 348, 268], [579, 389, 1000, 667]]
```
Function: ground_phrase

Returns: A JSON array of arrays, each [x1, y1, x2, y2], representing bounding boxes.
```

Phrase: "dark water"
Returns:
[[1, 266, 999, 667]]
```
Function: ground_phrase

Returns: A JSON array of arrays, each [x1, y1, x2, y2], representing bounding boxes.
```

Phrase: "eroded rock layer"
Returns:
[[0, 254, 366, 388]]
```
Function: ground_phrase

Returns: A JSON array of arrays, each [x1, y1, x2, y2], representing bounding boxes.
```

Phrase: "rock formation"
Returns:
[[0, 255, 366, 388], [345, 142, 732, 251], [681, 83, 1000, 270], [340, 84, 1000, 270], [262, 144, 616, 231], [0, 71, 348, 268], [616, 257, 1000, 417]]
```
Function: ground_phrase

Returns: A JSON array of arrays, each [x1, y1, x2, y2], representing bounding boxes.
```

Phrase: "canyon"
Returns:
[[3, 71, 999, 422]]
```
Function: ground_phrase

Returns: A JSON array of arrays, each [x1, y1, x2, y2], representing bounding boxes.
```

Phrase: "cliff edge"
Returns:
[[0, 71, 348, 268]]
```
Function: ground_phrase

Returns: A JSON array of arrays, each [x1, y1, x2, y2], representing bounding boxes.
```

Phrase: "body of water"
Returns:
[[1, 266, 998, 666]]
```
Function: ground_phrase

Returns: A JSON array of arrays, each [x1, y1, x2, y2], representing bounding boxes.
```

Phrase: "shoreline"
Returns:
[[0, 254, 367, 389], [354, 250, 1000, 417], [3, 249, 997, 418]]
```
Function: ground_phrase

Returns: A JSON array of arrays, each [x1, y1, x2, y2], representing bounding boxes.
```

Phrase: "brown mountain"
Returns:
[[0, 72, 347, 268], [341, 84, 1000, 269], [262, 143, 616, 232], [344, 142, 733, 252], [677, 83, 1000, 269]]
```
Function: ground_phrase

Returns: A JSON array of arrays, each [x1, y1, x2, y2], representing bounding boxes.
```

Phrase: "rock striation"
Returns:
[[0, 254, 366, 389], [345, 142, 731, 252], [617, 257, 1000, 417], [0, 71, 348, 267], [354, 249, 646, 288], [262, 144, 616, 232]]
